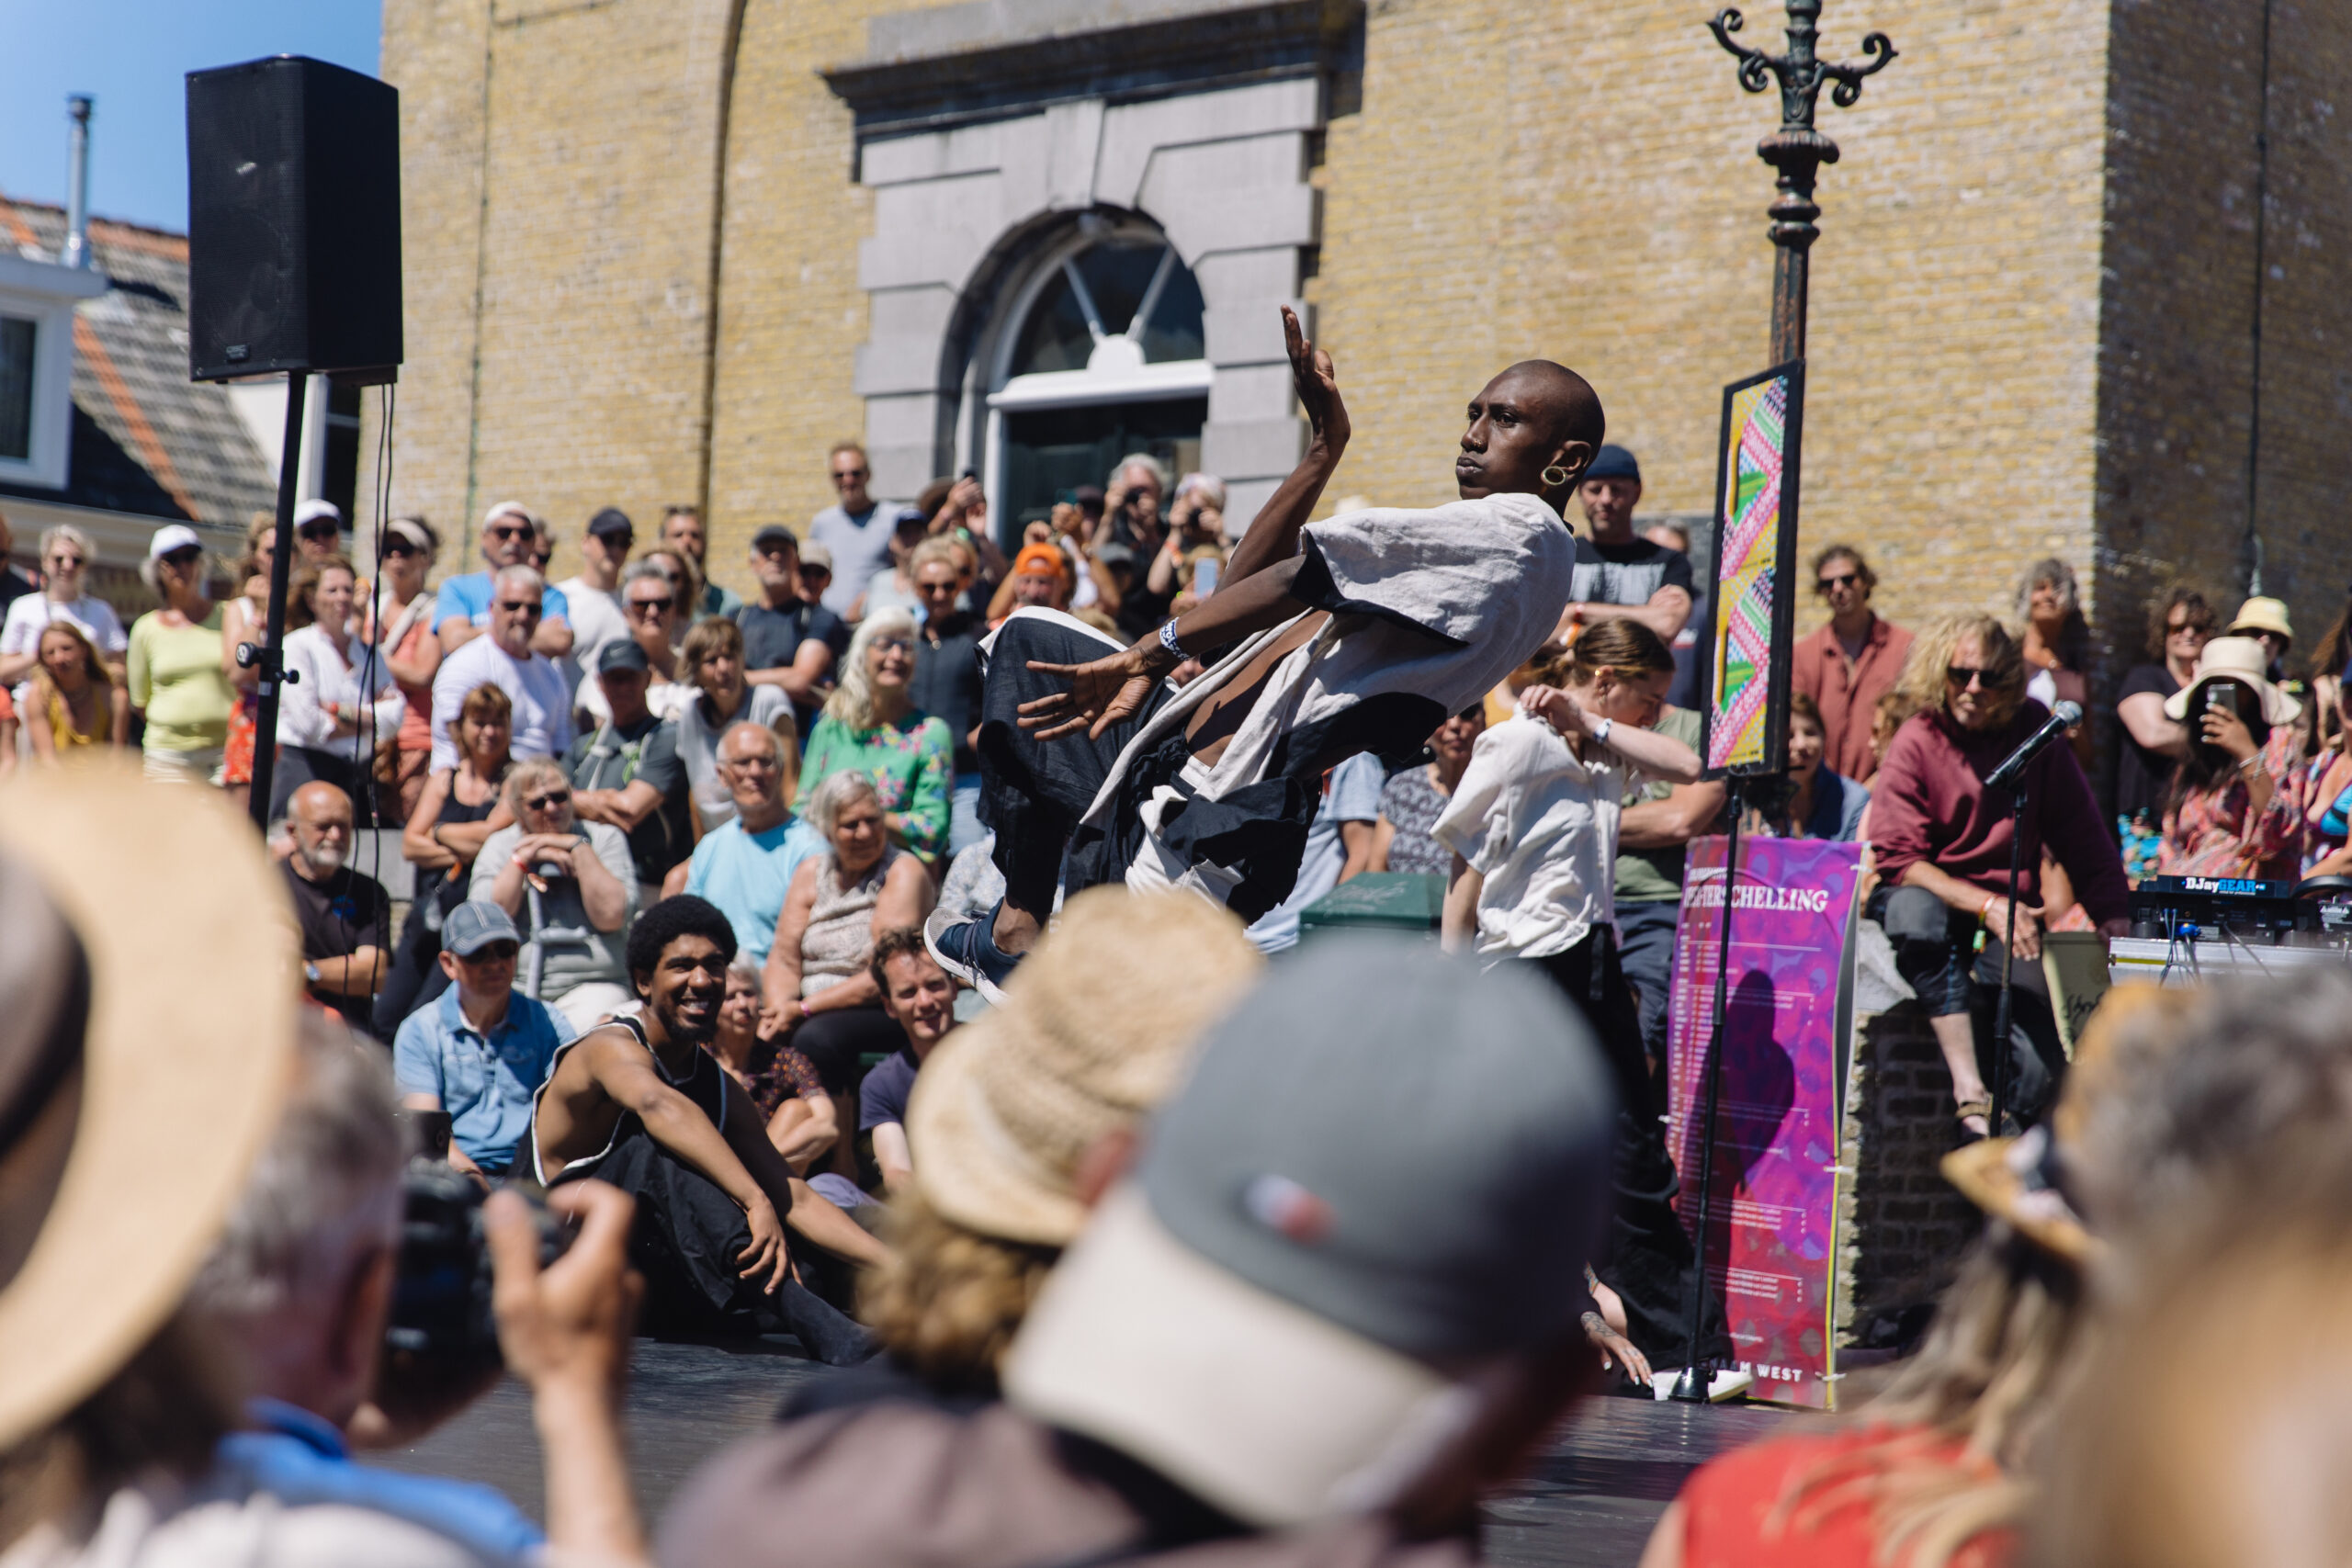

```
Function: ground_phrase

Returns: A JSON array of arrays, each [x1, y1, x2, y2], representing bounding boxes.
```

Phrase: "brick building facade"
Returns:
[[371, 0, 2351, 685]]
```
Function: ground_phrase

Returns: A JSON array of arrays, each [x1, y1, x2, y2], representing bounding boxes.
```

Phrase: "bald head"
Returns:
[[717, 720, 789, 829], [1456, 362, 1606, 506], [287, 782, 353, 881]]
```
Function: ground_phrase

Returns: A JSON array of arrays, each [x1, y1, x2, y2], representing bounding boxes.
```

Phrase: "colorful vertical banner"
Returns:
[[1667, 833, 1862, 1411], [1703, 360, 1806, 774]]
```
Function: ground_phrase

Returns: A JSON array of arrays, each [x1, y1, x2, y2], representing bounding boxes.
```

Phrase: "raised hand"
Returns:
[[1020, 643, 1169, 742], [1282, 306, 1350, 454]]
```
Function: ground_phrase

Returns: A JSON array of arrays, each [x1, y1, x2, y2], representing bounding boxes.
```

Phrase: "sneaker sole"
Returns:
[[925, 905, 1012, 1007]]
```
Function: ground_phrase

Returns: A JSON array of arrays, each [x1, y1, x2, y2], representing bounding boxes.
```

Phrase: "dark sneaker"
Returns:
[[925, 900, 1021, 1005]]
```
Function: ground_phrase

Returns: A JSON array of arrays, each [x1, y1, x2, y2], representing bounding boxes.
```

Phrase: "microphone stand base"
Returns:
[[1668, 1365, 1712, 1404]]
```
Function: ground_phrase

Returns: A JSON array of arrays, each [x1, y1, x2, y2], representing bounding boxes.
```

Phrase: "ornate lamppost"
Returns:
[[1709, 0, 1896, 361]]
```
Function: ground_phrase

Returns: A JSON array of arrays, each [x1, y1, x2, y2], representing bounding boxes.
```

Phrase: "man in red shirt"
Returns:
[[1868, 614, 2129, 1138], [1791, 544, 1912, 783]]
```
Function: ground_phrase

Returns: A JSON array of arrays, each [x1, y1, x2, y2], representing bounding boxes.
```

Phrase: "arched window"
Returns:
[[984, 226, 1209, 533]]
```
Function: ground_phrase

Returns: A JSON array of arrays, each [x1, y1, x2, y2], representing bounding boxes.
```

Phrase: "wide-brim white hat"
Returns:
[[2164, 636, 2300, 726]]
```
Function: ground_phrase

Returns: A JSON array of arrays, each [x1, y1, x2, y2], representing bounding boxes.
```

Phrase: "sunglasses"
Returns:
[[462, 942, 521, 965], [383, 538, 422, 558], [523, 790, 571, 812], [597, 533, 635, 551], [485, 524, 532, 540], [832, 468, 869, 483], [496, 599, 542, 614], [628, 595, 674, 614], [47, 554, 84, 570], [160, 547, 203, 568], [1945, 665, 1995, 689], [299, 521, 341, 539], [800, 565, 831, 579], [1817, 572, 1860, 591], [2167, 620, 2208, 637]]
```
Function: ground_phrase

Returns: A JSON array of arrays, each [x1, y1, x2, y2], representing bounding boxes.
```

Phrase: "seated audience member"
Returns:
[[1244, 751, 1383, 954], [568, 638, 693, 903], [854, 929, 958, 1197], [678, 721, 827, 960], [394, 900, 575, 1179], [24, 619, 128, 758], [739, 525, 848, 737], [552, 505, 633, 694], [906, 537, 987, 853], [0, 761, 647, 1568], [709, 958, 837, 1175], [1753, 692, 1869, 841], [187, 1016, 544, 1561], [675, 616, 792, 834], [281, 780, 392, 1017], [429, 566, 574, 768], [382, 683, 519, 1034], [471, 759, 640, 1032], [274, 554, 407, 822], [2155, 635, 2306, 880], [434, 501, 573, 660], [760, 770, 936, 1103], [0, 522, 127, 690], [1869, 614, 2129, 1137], [795, 540, 836, 615], [662, 937, 1619, 1568], [530, 897, 884, 1358], [850, 507, 932, 623], [1791, 544, 1913, 784], [1373, 705, 1486, 874], [985, 541, 1073, 626], [369, 514, 445, 823], [581, 559, 690, 728], [800, 607, 955, 867], [797, 888, 1260, 1408]]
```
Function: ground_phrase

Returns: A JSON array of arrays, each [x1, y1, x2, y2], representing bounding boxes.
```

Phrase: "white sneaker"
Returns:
[[1650, 1366, 1757, 1403]]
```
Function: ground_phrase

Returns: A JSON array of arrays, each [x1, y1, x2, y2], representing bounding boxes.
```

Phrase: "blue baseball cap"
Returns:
[[1584, 445, 1641, 483]]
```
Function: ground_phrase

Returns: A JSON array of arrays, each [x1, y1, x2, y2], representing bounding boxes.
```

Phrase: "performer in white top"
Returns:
[[1433, 617, 1728, 1375], [928, 306, 1603, 1002]]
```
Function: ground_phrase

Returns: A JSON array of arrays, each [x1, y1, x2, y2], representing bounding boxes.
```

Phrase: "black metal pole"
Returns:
[[243, 371, 306, 830], [1986, 785, 2027, 1133], [1671, 776, 1745, 1402]]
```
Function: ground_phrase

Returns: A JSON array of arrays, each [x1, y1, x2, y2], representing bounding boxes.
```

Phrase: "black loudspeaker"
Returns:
[[187, 56, 402, 384]]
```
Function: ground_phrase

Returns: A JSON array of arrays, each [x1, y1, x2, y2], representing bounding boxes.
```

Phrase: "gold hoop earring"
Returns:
[[1541, 465, 1572, 490]]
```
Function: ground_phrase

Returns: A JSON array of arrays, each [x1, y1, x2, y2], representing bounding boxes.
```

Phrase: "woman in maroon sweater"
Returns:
[[1868, 614, 2130, 1137]]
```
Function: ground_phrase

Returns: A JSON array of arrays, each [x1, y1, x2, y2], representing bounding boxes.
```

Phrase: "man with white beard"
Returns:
[[280, 780, 391, 1015]]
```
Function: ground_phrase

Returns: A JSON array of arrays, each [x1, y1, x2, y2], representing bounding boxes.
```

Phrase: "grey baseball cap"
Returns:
[[442, 900, 521, 958], [1003, 936, 1617, 1527]]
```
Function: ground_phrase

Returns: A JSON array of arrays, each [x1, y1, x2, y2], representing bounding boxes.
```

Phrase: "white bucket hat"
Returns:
[[2163, 636, 2301, 727]]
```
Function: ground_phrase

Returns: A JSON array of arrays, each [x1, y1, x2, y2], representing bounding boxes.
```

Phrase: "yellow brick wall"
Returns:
[[1310, 0, 2112, 640]]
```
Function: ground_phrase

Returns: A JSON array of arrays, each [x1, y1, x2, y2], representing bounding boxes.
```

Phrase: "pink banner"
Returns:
[[1666, 834, 1862, 1411]]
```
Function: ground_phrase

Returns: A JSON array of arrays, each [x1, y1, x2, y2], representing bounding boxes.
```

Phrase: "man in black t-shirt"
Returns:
[[737, 525, 848, 737], [569, 639, 693, 897], [854, 929, 958, 1197], [1556, 445, 1695, 646], [280, 782, 391, 1016], [907, 539, 986, 852]]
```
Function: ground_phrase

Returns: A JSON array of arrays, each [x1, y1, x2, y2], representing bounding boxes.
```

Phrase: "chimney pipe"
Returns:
[[63, 95, 93, 270]]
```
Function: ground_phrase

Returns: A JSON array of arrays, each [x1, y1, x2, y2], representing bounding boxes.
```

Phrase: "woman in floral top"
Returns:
[[2156, 637, 2307, 881], [801, 605, 954, 866]]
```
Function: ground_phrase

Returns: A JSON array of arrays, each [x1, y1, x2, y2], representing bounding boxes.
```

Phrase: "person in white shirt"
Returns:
[[430, 566, 575, 771], [0, 523, 128, 693], [556, 506, 636, 705], [273, 554, 406, 822], [1432, 617, 1725, 1375]]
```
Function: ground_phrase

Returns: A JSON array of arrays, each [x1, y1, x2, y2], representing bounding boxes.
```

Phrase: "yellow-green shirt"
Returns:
[[128, 605, 233, 752]]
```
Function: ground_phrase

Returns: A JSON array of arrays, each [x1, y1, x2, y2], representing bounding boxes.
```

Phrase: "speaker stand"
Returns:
[[241, 372, 305, 831]]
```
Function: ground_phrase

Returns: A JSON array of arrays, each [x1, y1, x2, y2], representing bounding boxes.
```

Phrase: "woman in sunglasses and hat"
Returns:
[[2155, 635, 2306, 881]]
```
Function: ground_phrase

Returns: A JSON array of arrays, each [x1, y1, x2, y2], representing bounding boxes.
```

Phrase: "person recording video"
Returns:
[[2154, 636, 2305, 881]]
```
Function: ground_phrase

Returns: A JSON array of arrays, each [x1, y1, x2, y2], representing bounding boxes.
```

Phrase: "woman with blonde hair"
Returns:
[[24, 619, 128, 759], [801, 606, 954, 867], [1868, 614, 2129, 1138]]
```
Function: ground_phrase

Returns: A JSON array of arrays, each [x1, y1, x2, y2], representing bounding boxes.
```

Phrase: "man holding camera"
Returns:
[[531, 896, 883, 1362], [394, 900, 576, 1179]]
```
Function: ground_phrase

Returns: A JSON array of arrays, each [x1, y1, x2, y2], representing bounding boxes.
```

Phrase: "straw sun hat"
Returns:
[[0, 759, 300, 1449], [904, 886, 1262, 1247], [2161, 635, 2301, 727]]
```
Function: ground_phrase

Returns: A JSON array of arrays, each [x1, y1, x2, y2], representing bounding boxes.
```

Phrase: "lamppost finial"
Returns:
[[1709, 2, 1896, 360]]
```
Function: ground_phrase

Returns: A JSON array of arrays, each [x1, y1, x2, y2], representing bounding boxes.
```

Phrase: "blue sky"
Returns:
[[0, 0, 381, 233]]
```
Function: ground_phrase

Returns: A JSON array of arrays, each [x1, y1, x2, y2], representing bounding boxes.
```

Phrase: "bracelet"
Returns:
[[1158, 619, 1184, 659], [1591, 717, 1614, 749], [2238, 752, 2265, 777], [1981, 893, 1999, 923]]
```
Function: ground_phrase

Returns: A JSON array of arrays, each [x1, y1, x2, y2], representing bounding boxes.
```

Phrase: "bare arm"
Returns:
[[26, 699, 56, 761], [2119, 690, 2189, 757], [783, 1176, 889, 1269], [1521, 687, 1702, 784], [438, 618, 482, 655], [872, 1122, 914, 1197], [573, 777, 664, 834], [1900, 860, 2044, 960], [743, 638, 834, 701], [758, 862, 821, 1031], [1223, 307, 1349, 589], [876, 850, 935, 929], [107, 685, 130, 747], [402, 771, 459, 871], [1558, 586, 1692, 645], [383, 617, 441, 690], [400, 1090, 485, 1178], [717, 1086, 887, 1269], [766, 1094, 837, 1172], [309, 947, 388, 998], [530, 619, 574, 660], [1336, 818, 1375, 885], [1619, 781, 1728, 851], [1636, 1502, 1686, 1568], [572, 831, 632, 931], [1442, 857, 1483, 953], [1369, 815, 1398, 873]]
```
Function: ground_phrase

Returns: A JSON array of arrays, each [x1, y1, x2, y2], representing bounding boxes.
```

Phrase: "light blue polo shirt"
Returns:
[[685, 813, 826, 966], [392, 987, 576, 1170], [433, 570, 571, 635]]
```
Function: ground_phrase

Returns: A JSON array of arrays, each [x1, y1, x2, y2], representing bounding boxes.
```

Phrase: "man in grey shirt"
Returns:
[[807, 440, 922, 621]]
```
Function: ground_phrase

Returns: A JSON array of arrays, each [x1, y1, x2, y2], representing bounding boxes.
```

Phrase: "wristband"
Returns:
[[1981, 893, 1999, 923], [1159, 619, 1184, 659], [2238, 752, 2265, 777], [1591, 717, 1614, 748]]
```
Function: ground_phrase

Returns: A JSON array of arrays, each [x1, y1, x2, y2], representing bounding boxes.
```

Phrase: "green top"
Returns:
[[697, 580, 744, 622], [1614, 704, 1705, 903], [801, 708, 955, 864], [127, 604, 233, 753]]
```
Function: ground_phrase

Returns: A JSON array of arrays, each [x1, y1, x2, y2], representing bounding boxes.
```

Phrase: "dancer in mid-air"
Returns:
[[928, 307, 1603, 998]]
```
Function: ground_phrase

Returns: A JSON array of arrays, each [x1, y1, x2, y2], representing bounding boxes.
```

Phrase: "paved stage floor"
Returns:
[[376, 1339, 1804, 1566]]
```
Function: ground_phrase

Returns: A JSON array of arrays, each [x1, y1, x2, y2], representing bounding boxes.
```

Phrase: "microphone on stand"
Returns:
[[1984, 699, 2083, 792]]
